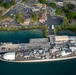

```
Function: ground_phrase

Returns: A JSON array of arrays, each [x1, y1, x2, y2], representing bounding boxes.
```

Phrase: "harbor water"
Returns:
[[58, 30, 76, 36], [0, 29, 44, 43], [0, 58, 76, 75]]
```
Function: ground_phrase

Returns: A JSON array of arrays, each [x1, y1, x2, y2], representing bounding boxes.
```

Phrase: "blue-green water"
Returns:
[[58, 30, 76, 36], [0, 58, 76, 75], [0, 29, 44, 43]]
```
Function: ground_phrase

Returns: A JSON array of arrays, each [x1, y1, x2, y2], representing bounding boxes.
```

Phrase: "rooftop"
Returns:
[[55, 36, 69, 42], [39, 12, 46, 20], [0, 17, 14, 23], [3, 52, 15, 60], [30, 38, 49, 43]]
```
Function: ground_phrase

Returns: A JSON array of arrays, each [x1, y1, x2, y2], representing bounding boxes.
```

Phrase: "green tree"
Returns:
[[0, 0, 16, 9], [62, 17, 68, 26], [16, 13, 24, 23], [56, 8, 63, 15], [67, 3, 75, 10], [10, 0, 16, 5], [66, 11, 76, 19], [4, 3, 11, 9], [42, 9, 46, 13], [0, 10, 2, 16], [0, 1, 6, 7], [22, 0, 28, 2], [49, 2, 56, 8], [39, 0, 47, 4], [32, 12, 39, 21], [62, 6, 69, 13]]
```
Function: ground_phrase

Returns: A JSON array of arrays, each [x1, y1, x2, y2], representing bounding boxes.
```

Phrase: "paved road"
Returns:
[[46, 6, 54, 35], [46, 6, 63, 35]]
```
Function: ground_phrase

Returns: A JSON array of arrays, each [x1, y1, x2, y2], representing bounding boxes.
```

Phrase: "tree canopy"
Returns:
[[66, 11, 76, 19], [0, 0, 16, 9], [0, 10, 2, 16], [16, 13, 24, 23], [10, 0, 16, 5], [67, 3, 75, 10], [42, 9, 46, 13], [56, 8, 63, 15], [22, 0, 28, 2], [62, 17, 68, 26], [4, 3, 11, 9], [49, 2, 56, 8], [39, 0, 47, 4], [32, 12, 39, 21], [62, 6, 69, 13]]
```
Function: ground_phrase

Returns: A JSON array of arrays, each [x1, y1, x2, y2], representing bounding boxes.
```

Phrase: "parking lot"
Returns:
[[46, 6, 63, 34], [4, 4, 27, 16]]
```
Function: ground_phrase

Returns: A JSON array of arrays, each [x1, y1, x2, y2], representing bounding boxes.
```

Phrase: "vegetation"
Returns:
[[67, 3, 75, 10], [0, 15, 6, 19], [32, 12, 39, 21], [62, 17, 68, 26], [0, 10, 2, 16], [57, 4, 76, 19], [62, 7, 69, 13], [4, 3, 11, 9], [16, 13, 24, 23], [10, 15, 14, 18], [39, 0, 47, 4], [55, 17, 76, 34], [55, 3, 76, 35], [66, 11, 76, 19], [0, 0, 16, 9], [49, 2, 56, 8], [42, 9, 46, 13], [22, 0, 28, 2], [56, 8, 63, 15], [55, 25, 76, 35]]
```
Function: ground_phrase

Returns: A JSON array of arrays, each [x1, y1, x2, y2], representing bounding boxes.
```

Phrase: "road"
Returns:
[[46, 6, 63, 35], [46, 6, 54, 35]]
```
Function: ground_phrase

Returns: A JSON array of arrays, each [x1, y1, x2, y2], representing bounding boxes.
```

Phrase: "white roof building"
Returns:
[[3, 52, 15, 60], [69, 43, 76, 52], [55, 36, 69, 42], [61, 49, 72, 56], [70, 46, 76, 52]]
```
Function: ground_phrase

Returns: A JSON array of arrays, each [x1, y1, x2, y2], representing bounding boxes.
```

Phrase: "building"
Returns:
[[54, 0, 76, 6], [55, 36, 69, 42], [61, 49, 72, 56], [0, 17, 14, 23], [63, 0, 76, 6], [21, 19, 31, 25], [30, 38, 49, 43], [54, 0, 63, 6], [3, 52, 15, 60], [32, 7, 40, 12], [23, 52, 30, 59], [69, 43, 76, 52], [39, 12, 46, 23]]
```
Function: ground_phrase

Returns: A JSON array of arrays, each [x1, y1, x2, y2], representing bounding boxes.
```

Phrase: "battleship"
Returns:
[[0, 35, 76, 62]]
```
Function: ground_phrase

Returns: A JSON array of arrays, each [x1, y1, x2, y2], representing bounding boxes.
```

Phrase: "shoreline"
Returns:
[[0, 25, 48, 37], [1, 56, 76, 63]]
